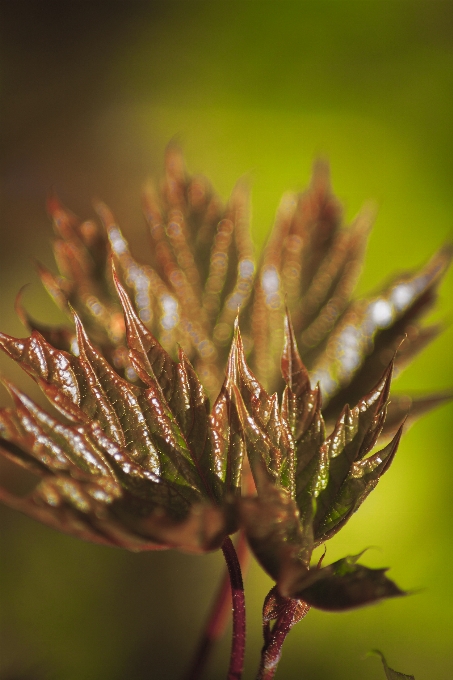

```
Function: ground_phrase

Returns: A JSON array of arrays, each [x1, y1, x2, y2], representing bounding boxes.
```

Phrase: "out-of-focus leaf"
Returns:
[[0, 480, 231, 554], [14, 287, 75, 352], [380, 391, 452, 440], [124, 144, 256, 396], [247, 162, 373, 391], [26, 152, 450, 426], [295, 203, 374, 357], [45, 194, 124, 349], [34, 147, 258, 401], [320, 244, 452, 419], [372, 650, 415, 680]]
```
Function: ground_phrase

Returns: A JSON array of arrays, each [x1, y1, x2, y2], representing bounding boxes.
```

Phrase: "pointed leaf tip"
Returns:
[[71, 307, 89, 348], [372, 651, 415, 680], [284, 556, 405, 610], [282, 308, 310, 394]]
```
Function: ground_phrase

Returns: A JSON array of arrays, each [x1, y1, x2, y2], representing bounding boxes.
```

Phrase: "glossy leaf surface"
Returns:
[[0, 151, 449, 630], [19, 151, 448, 430], [233, 313, 406, 615], [0, 277, 244, 551]]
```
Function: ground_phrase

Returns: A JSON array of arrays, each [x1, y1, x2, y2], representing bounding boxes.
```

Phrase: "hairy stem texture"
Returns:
[[257, 601, 310, 680]]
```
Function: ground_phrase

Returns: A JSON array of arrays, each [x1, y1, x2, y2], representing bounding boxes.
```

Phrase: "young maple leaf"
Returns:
[[29, 143, 255, 399], [229, 313, 408, 678], [245, 159, 452, 436], [18, 149, 450, 455], [235, 313, 403, 606], [0, 271, 244, 553], [1, 150, 449, 680]]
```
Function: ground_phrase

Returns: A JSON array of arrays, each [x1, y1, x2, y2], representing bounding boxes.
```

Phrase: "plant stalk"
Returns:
[[221, 535, 246, 680], [183, 531, 248, 680], [257, 601, 310, 680]]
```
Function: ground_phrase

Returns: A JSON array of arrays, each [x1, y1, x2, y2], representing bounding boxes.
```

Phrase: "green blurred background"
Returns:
[[0, 2, 452, 678]]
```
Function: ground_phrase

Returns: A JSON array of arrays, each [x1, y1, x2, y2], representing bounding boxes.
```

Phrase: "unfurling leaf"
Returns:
[[316, 424, 404, 541], [233, 311, 406, 614], [18, 151, 448, 431], [0, 275, 244, 552], [0, 151, 449, 680]]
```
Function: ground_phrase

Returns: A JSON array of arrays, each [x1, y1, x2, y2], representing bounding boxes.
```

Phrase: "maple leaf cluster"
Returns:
[[0, 146, 450, 616]]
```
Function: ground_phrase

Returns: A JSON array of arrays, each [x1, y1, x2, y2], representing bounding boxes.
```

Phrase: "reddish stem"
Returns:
[[257, 601, 310, 680], [258, 603, 297, 680], [222, 536, 246, 680], [184, 533, 248, 680]]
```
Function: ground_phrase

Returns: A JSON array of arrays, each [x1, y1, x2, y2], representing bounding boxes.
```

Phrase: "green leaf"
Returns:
[[236, 311, 402, 581], [313, 360, 393, 542], [372, 650, 415, 680], [317, 423, 404, 541], [276, 316, 398, 548], [280, 312, 327, 535], [292, 394, 326, 528], [113, 271, 230, 501], [0, 378, 196, 517], [210, 338, 245, 496], [234, 324, 285, 486], [0, 284, 226, 501], [281, 310, 322, 442]]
